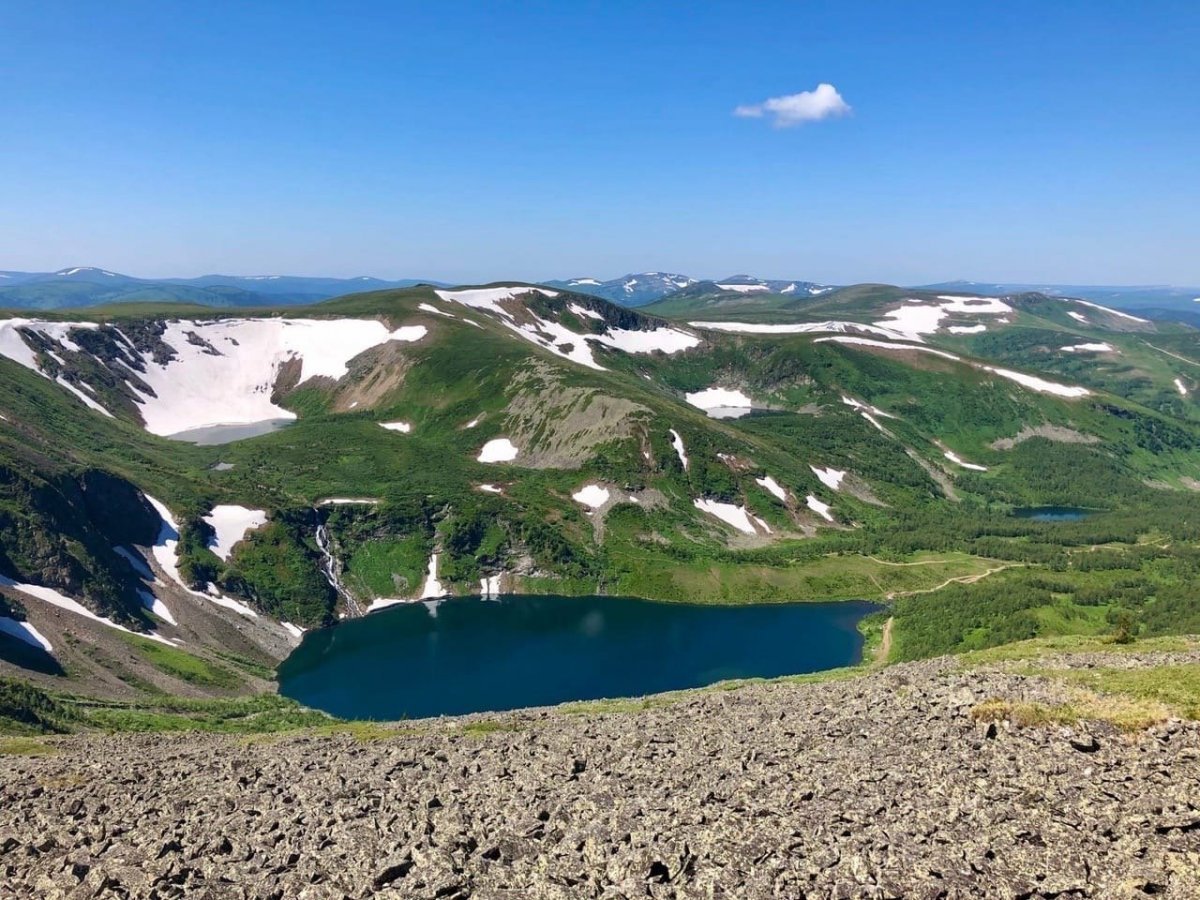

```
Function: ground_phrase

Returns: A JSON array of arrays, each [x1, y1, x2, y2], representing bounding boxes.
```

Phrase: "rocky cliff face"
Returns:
[[0, 466, 159, 625], [2, 649, 1197, 898]]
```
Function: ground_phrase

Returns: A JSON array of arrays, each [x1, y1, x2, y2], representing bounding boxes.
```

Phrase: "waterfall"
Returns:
[[314, 517, 361, 616]]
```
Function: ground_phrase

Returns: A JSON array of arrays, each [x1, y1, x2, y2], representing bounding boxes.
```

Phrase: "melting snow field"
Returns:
[[1176, 378, 1189, 397], [685, 387, 753, 412], [693, 498, 759, 535], [873, 295, 1012, 340], [380, 421, 412, 433], [1067, 311, 1090, 324], [827, 340, 1091, 401], [716, 283, 769, 293], [1073, 300, 1150, 324], [980, 366, 1090, 398], [1061, 342, 1115, 353], [147, 496, 259, 619], [478, 484, 504, 494], [943, 450, 988, 472], [591, 327, 700, 355], [810, 466, 846, 491], [689, 320, 910, 342], [0, 615, 54, 653], [421, 554, 447, 599], [572, 484, 611, 509], [202, 505, 268, 561], [755, 476, 787, 502], [434, 286, 698, 371], [0, 574, 175, 646], [669, 429, 689, 469], [814, 336, 962, 361], [568, 303, 604, 321], [806, 495, 834, 522], [478, 438, 519, 463], [0, 317, 429, 435]]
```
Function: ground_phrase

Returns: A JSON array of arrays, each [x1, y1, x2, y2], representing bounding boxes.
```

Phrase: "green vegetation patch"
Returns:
[[0, 737, 57, 756], [120, 634, 244, 690]]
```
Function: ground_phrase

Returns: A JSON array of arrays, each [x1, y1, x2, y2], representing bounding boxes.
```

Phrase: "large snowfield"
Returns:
[[0, 317, 430, 435]]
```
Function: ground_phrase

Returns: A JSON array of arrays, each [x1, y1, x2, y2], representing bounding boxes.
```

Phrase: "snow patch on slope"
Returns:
[[1073, 300, 1150, 324], [755, 476, 787, 502], [980, 366, 1090, 398], [669, 429, 689, 469], [693, 499, 758, 535], [814, 336, 962, 361], [810, 466, 846, 491], [806, 495, 834, 522], [420, 553, 447, 599], [0, 574, 175, 646], [146, 495, 259, 619], [203, 505, 268, 562], [0, 616, 53, 653], [572, 484, 610, 509], [436, 286, 698, 369], [690, 320, 912, 341], [1061, 342, 1115, 353], [478, 438, 519, 463], [943, 450, 988, 472]]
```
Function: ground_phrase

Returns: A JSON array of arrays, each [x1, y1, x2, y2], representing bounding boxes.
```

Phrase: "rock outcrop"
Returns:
[[2, 652, 1198, 898]]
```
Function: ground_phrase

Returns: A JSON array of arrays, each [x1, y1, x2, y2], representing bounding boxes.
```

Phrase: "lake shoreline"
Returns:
[[279, 594, 881, 719]]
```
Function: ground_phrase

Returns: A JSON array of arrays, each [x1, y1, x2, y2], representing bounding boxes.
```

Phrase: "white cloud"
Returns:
[[734, 83, 852, 127]]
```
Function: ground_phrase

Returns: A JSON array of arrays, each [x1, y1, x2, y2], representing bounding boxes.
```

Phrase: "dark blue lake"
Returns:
[[277, 595, 878, 719], [1012, 506, 1096, 522]]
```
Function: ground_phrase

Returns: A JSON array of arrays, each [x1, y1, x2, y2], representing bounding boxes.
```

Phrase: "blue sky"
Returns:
[[2, 1, 1198, 285]]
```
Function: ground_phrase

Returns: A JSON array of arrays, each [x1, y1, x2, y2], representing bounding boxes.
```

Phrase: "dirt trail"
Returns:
[[887, 564, 1019, 600], [873, 617, 894, 666]]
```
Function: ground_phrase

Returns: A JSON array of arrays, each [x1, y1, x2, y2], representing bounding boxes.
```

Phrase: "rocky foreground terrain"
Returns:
[[2, 651, 1199, 899]]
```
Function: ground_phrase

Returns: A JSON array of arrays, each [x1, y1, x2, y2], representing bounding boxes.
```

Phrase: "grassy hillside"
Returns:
[[0, 281, 1197, 682]]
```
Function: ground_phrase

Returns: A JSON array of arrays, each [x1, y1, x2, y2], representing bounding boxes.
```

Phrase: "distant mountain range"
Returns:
[[0, 267, 446, 310], [920, 280, 1200, 324], [2, 267, 1198, 324], [544, 273, 836, 307]]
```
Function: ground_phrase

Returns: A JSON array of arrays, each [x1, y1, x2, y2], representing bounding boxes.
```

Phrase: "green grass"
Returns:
[[1053, 663, 1200, 720], [71, 693, 334, 734], [459, 720, 524, 736], [956, 633, 1197, 667], [121, 634, 244, 690], [0, 737, 57, 756]]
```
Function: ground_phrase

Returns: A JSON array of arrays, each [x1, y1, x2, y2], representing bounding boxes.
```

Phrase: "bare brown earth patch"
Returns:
[[330, 343, 417, 412], [990, 422, 1101, 450], [503, 363, 649, 468]]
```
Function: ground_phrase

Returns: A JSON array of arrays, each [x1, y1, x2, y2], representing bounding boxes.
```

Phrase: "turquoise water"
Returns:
[[1012, 506, 1095, 522], [277, 595, 878, 719]]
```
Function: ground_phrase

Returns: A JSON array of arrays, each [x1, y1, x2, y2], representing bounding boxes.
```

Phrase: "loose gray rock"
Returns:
[[2, 651, 1199, 897]]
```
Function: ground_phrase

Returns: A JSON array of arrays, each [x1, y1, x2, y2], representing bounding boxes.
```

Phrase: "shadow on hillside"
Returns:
[[0, 637, 66, 676]]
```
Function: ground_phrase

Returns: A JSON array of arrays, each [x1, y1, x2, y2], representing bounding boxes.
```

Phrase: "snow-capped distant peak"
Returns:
[[717, 283, 769, 293], [56, 267, 118, 277]]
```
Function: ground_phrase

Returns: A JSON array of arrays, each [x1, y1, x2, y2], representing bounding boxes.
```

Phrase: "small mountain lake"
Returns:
[[277, 595, 878, 720], [167, 418, 292, 445], [1012, 506, 1096, 522]]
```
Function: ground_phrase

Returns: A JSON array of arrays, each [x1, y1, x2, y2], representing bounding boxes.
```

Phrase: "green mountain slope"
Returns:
[[0, 281, 1198, 695]]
